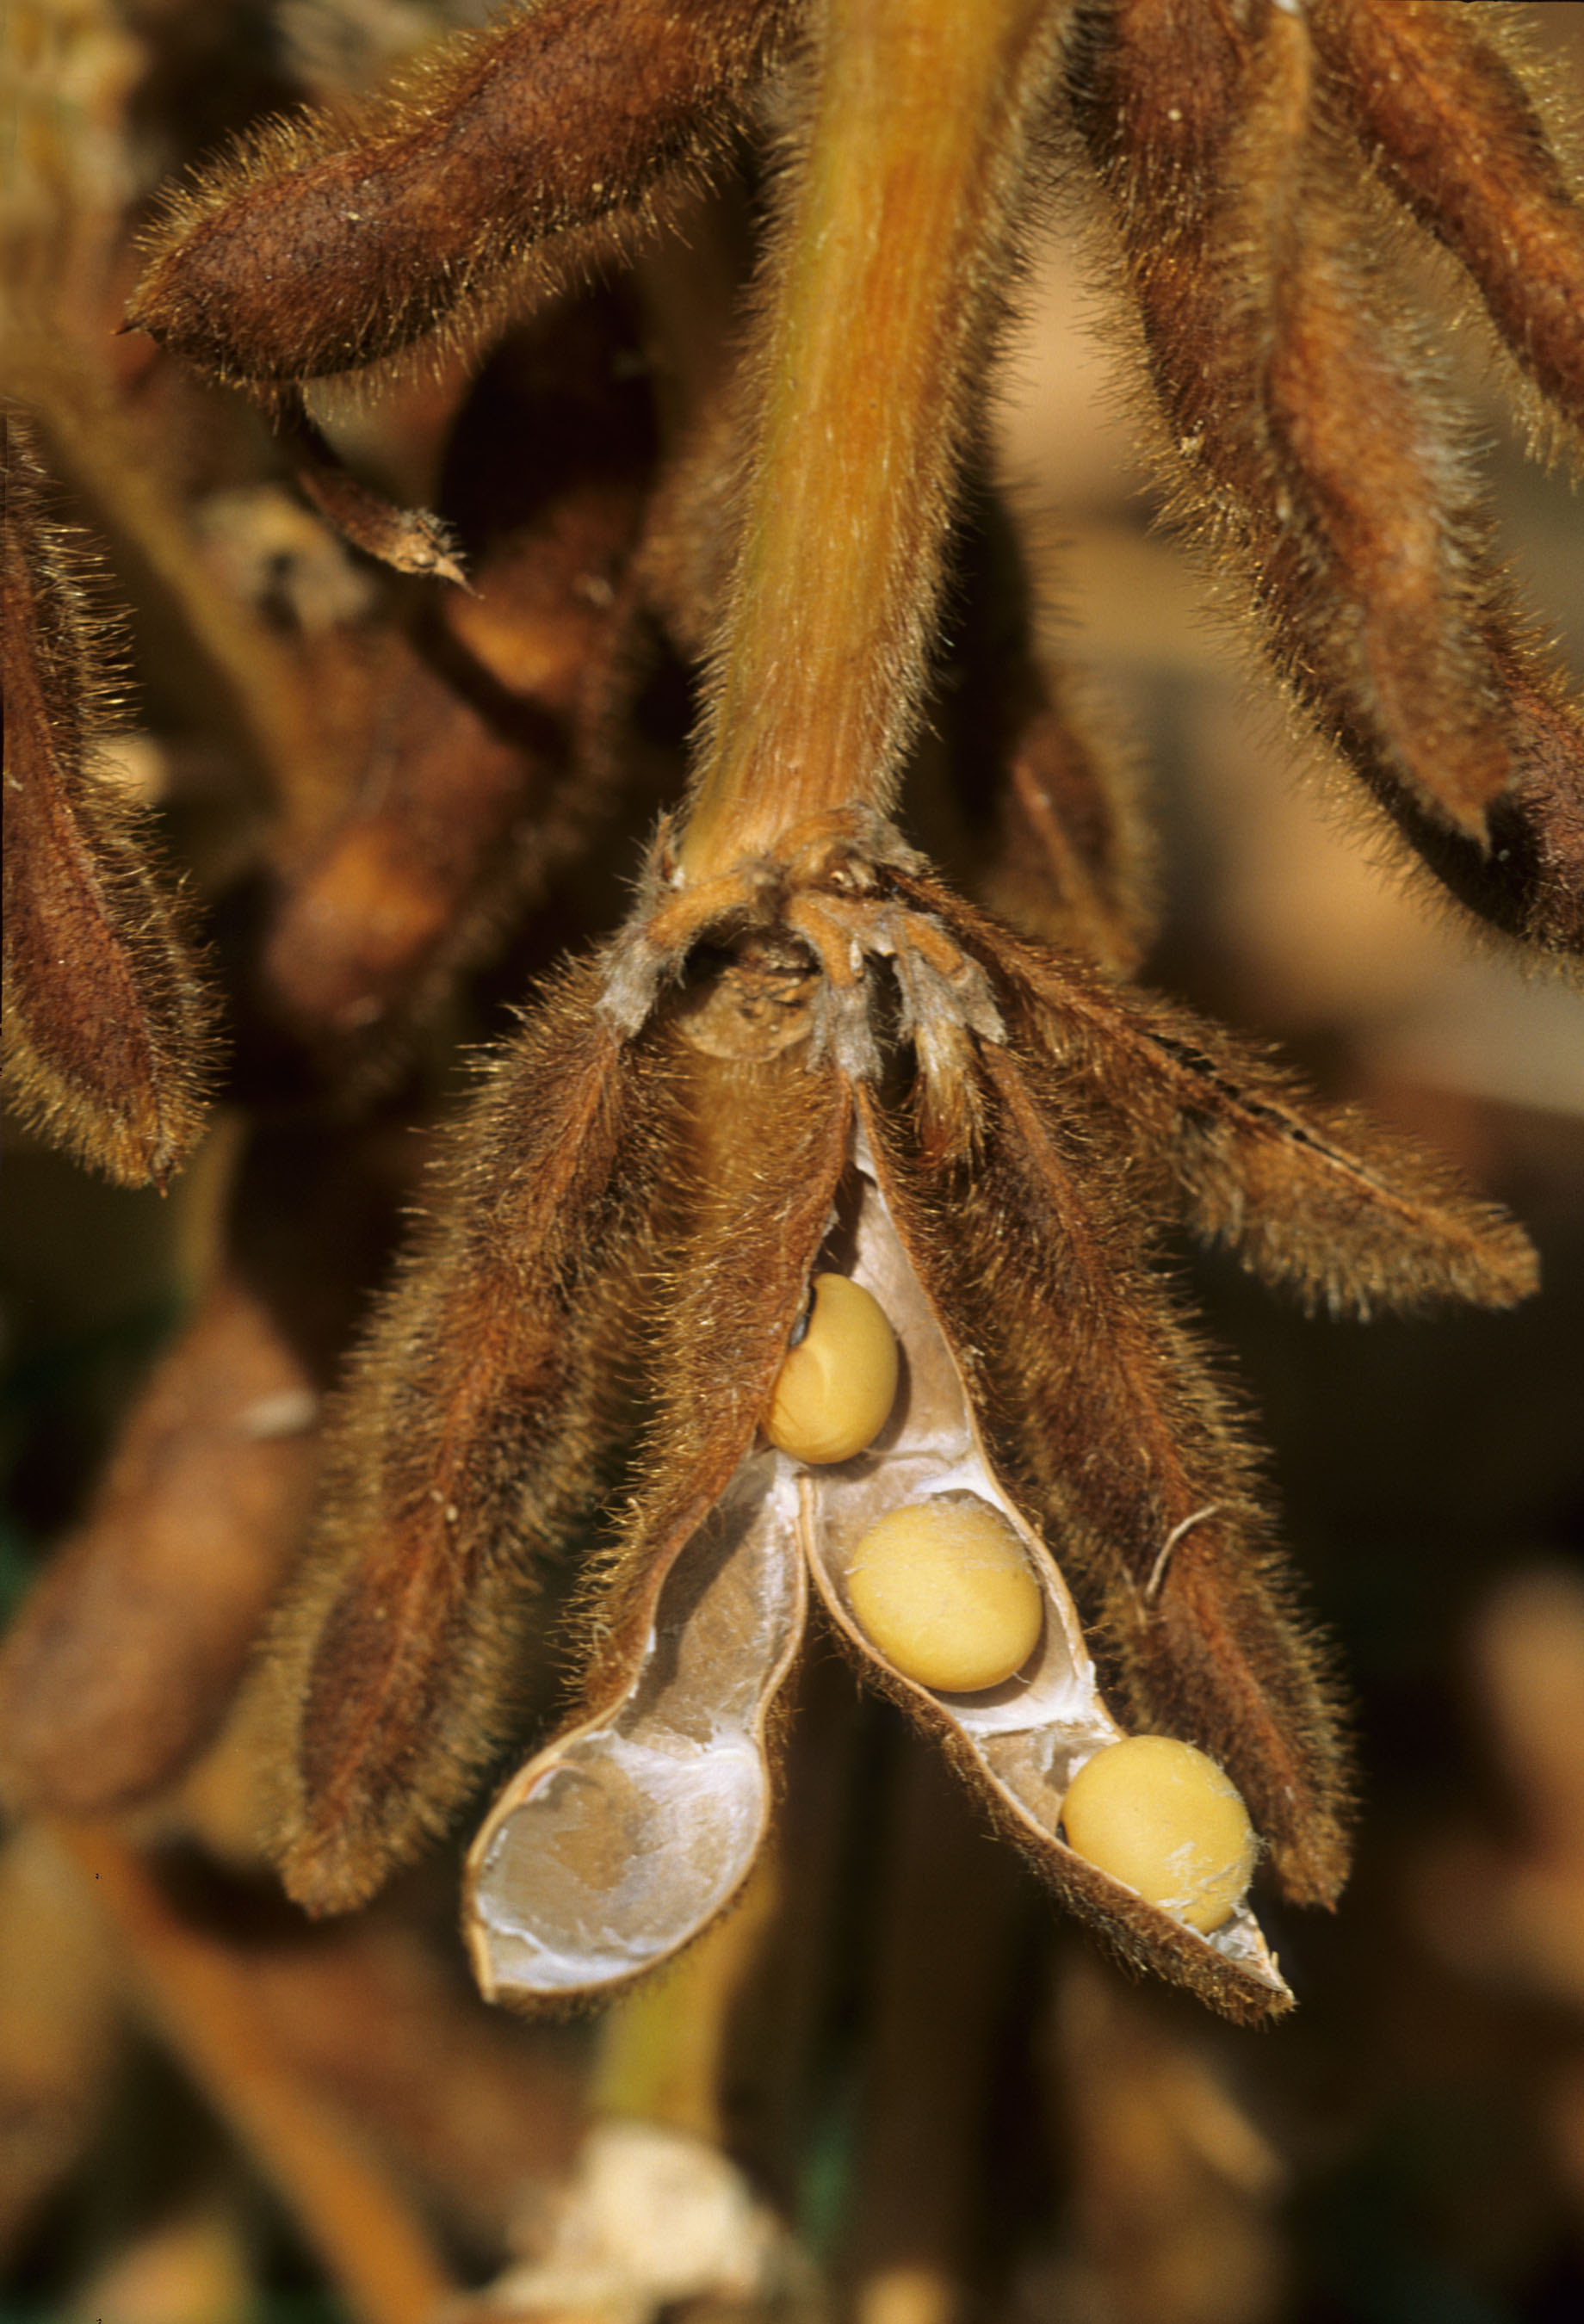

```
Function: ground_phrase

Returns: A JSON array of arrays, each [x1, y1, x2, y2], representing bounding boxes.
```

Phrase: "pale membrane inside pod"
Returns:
[[800, 1144, 1290, 1998], [465, 1456, 804, 2002]]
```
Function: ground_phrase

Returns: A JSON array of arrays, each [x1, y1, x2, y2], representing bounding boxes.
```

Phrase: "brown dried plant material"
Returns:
[[49, 1823, 457, 2324], [125, 0, 797, 387], [929, 486, 1159, 976], [1071, 0, 1516, 844], [273, 962, 661, 1915], [254, 608, 572, 1072], [438, 765, 1532, 2017], [263, 0, 1547, 2039], [1311, 0, 1584, 456], [1045, 1952, 1287, 2324], [0, 1272, 321, 1819], [235, 1913, 584, 2248], [0, 1826, 121, 2260], [279, 391, 469, 584], [13, 347, 330, 818], [254, 292, 663, 1081], [1, 411, 219, 1186]]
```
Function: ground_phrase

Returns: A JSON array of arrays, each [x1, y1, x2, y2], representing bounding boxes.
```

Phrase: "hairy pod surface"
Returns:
[[2, 414, 219, 1185], [271, 960, 664, 1914], [127, 0, 795, 385], [467, 1071, 1295, 2026]]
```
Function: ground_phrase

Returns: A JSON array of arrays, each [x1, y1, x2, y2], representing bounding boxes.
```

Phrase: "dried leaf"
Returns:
[[253, 295, 662, 1082], [272, 962, 657, 1914], [1, 411, 219, 1186], [254, 612, 572, 1072], [0, 1273, 322, 1818], [126, 0, 795, 386]]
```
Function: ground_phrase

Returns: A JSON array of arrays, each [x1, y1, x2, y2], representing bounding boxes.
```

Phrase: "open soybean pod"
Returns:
[[465, 1020, 850, 2006], [467, 1116, 1291, 2028], [804, 1128, 1290, 2024]]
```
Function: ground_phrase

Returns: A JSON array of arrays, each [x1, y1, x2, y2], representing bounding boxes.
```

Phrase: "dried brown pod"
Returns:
[[466, 1016, 851, 2004], [1310, 0, 1584, 459], [1069, 0, 1512, 841], [461, 993, 1295, 2027], [1366, 610, 1584, 961], [1067, 0, 1584, 957], [902, 879, 1542, 1323], [863, 1029, 1351, 1913], [432, 774, 1526, 2020], [0, 1272, 321, 1820], [271, 961, 662, 1914], [125, 0, 796, 387], [1, 411, 219, 1186]]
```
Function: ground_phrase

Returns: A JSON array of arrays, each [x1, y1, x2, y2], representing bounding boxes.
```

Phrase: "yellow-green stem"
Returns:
[[680, 0, 1055, 880]]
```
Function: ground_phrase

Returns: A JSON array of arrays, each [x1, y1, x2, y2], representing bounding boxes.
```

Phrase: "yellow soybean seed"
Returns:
[[1060, 1736, 1257, 1933], [846, 1493, 1044, 1692], [766, 1274, 899, 1464]]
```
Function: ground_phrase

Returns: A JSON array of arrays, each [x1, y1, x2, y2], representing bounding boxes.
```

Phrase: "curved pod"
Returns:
[[467, 1455, 805, 2003], [801, 1140, 1290, 2018]]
